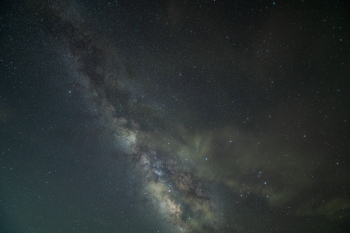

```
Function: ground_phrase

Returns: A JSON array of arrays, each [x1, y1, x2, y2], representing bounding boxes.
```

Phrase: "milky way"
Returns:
[[2, 0, 349, 232], [28, 1, 228, 232]]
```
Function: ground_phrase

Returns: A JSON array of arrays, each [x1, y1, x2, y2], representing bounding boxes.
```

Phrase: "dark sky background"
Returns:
[[1, 0, 349, 232]]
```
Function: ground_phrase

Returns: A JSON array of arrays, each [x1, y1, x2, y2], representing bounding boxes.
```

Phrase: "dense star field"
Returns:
[[1, 0, 349, 232]]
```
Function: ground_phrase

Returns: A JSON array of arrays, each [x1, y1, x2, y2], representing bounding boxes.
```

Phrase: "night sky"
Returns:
[[1, 0, 349, 232]]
